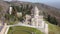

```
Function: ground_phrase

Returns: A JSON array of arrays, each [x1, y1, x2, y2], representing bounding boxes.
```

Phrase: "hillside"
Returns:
[[0, 1, 9, 15], [0, 1, 60, 26], [7, 1, 60, 26], [0, 1, 60, 34], [36, 3, 60, 26], [45, 21, 60, 34]]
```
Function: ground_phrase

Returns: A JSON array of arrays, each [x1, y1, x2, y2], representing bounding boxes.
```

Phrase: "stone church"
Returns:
[[9, 4, 48, 34], [9, 5, 45, 28]]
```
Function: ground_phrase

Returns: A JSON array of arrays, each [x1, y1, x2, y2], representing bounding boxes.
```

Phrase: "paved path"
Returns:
[[1, 22, 48, 34], [7, 22, 48, 34], [0, 23, 7, 34], [5, 26, 10, 34]]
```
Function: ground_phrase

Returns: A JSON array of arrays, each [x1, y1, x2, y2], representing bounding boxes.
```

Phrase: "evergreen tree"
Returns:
[[47, 14, 57, 25]]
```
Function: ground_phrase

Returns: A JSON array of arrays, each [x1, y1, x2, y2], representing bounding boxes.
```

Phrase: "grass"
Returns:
[[5, 19, 18, 25], [0, 6, 2, 11], [6, 20, 18, 25], [8, 26, 43, 34], [45, 21, 60, 34], [8, 21, 18, 25]]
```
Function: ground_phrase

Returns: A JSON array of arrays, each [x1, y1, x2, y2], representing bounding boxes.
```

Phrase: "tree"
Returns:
[[50, 16, 57, 25], [46, 14, 57, 25]]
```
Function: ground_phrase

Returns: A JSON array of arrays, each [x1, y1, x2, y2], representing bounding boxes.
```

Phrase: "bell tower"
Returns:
[[31, 6, 45, 28]]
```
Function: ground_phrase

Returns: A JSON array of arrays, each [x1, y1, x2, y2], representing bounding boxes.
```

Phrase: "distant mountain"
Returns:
[[44, 2, 60, 9]]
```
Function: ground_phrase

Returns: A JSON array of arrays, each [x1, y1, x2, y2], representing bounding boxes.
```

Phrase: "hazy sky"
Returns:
[[5, 0, 60, 9], [5, 0, 60, 3]]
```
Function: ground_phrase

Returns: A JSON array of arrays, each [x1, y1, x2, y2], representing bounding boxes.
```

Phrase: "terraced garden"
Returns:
[[8, 26, 43, 34]]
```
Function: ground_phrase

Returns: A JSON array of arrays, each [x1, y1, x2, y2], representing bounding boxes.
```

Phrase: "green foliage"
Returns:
[[15, 6, 22, 12], [11, 4, 33, 21], [7, 4, 33, 22], [18, 16, 24, 22], [0, 6, 3, 11], [45, 14, 57, 25], [5, 14, 18, 25], [48, 15, 57, 25], [5, 14, 15, 20], [43, 12, 58, 25], [13, 4, 33, 15]]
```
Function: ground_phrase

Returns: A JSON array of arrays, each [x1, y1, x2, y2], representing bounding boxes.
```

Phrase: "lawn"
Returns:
[[45, 21, 60, 34], [8, 26, 43, 34]]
